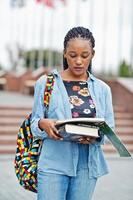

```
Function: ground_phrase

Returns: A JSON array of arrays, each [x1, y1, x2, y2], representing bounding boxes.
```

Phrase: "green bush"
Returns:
[[23, 49, 62, 69], [118, 60, 133, 77]]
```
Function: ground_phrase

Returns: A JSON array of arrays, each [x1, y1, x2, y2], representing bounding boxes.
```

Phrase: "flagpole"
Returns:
[[29, 3, 37, 70], [9, 2, 20, 71], [9, 3, 15, 70], [101, 0, 108, 74], [117, 0, 124, 74], [48, 8, 54, 68], [24, 4, 31, 69], [21, 2, 33, 70], [130, 0, 133, 73], [75, 0, 81, 26], [17, 5, 26, 71], [89, 0, 94, 29], [38, 4, 45, 68]]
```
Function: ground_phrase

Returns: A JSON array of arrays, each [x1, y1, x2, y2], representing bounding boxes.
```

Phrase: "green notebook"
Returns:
[[100, 123, 132, 157]]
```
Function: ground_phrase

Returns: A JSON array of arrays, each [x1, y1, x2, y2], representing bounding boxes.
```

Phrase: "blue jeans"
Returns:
[[37, 170, 97, 200], [37, 144, 97, 200]]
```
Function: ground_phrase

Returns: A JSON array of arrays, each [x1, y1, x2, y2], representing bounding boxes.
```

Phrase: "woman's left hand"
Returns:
[[78, 136, 96, 144]]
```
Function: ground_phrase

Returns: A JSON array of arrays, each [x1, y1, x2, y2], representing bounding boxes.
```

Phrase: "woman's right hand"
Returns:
[[38, 119, 62, 140]]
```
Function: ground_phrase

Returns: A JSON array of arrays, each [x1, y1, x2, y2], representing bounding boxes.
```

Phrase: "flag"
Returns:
[[60, 0, 66, 5], [36, 0, 54, 8], [36, 0, 66, 7]]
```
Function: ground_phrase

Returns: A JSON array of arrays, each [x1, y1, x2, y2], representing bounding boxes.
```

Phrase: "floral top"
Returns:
[[63, 80, 96, 118]]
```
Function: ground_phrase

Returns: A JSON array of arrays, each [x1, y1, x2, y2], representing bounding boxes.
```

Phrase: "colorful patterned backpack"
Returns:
[[14, 73, 55, 193]]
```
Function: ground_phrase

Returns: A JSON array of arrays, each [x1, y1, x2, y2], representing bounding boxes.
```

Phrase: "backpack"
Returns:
[[14, 73, 55, 193]]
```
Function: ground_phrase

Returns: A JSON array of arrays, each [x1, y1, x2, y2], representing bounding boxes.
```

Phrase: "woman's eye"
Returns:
[[69, 54, 76, 58], [82, 54, 89, 58]]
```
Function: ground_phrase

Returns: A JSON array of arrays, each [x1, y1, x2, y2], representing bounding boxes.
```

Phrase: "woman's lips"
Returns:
[[74, 67, 83, 71]]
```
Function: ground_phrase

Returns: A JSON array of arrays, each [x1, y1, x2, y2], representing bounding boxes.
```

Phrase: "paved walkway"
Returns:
[[0, 155, 133, 200]]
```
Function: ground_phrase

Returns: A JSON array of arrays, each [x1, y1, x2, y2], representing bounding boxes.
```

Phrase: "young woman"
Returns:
[[31, 26, 115, 200]]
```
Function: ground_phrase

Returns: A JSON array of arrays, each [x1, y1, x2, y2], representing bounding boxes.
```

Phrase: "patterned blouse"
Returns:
[[63, 80, 96, 118]]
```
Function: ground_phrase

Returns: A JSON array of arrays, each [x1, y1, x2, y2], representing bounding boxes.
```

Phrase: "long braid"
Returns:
[[63, 27, 95, 72]]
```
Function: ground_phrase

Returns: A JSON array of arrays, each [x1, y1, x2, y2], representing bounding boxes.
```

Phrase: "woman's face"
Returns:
[[64, 37, 95, 76]]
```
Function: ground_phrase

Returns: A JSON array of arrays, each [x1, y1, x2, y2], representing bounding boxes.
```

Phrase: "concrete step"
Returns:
[[113, 105, 133, 112], [0, 110, 31, 117], [115, 135, 133, 144], [102, 143, 133, 154], [0, 144, 16, 154], [0, 117, 24, 125], [0, 126, 19, 135], [115, 112, 133, 119], [0, 105, 32, 110], [0, 149, 16, 154], [115, 119, 133, 127], [0, 135, 17, 145], [0, 140, 16, 145], [116, 127, 133, 135]]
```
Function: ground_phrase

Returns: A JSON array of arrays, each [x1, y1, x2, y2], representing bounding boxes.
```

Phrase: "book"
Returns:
[[55, 118, 132, 157], [99, 123, 132, 157], [56, 117, 105, 126], [65, 124, 99, 138], [57, 124, 99, 142], [55, 118, 103, 142]]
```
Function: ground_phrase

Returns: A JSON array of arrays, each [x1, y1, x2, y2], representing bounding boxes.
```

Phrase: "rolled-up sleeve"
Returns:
[[31, 76, 48, 140]]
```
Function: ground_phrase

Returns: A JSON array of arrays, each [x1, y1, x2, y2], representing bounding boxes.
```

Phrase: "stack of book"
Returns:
[[55, 118, 131, 157], [55, 118, 104, 142]]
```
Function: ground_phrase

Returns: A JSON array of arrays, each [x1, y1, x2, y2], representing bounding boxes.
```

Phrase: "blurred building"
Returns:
[[0, 0, 132, 75]]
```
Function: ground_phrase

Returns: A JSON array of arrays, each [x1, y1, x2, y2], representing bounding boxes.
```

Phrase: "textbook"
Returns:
[[55, 118, 132, 157], [56, 117, 105, 126], [65, 124, 99, 138], [56, 118, 103, 142], [57, 124, 99, 142]]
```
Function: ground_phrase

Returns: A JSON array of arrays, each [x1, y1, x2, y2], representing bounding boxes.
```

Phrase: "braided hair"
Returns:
[[63, 26, 95, 72]]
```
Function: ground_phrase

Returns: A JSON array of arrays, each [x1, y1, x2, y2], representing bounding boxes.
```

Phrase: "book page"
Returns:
[[56, 117, 105, 126]]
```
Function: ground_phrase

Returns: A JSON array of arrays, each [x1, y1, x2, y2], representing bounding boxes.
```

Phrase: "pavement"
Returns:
[[0, 91, 133, 200], [0, 155, 133, 200]]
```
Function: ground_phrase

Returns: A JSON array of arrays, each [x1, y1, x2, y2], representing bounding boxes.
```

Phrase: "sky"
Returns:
[[0, 0, 132, 74]]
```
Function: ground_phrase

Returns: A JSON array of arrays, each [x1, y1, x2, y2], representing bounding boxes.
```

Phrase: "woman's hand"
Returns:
[[78, 136, 96, 144], [38, 119, 62, 140]]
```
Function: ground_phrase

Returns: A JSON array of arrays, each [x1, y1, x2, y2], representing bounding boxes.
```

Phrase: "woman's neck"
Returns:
[[60, 69, 88, 81]]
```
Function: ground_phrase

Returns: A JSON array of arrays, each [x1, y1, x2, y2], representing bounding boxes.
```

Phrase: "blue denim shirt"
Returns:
[[31, 69, 115, 178]]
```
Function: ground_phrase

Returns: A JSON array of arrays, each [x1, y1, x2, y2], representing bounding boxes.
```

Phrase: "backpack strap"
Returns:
[[44, 73, 55, 108]]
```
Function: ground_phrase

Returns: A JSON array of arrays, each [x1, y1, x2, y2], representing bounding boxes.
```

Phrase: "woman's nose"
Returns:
[[76, 57, 82, 65]]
